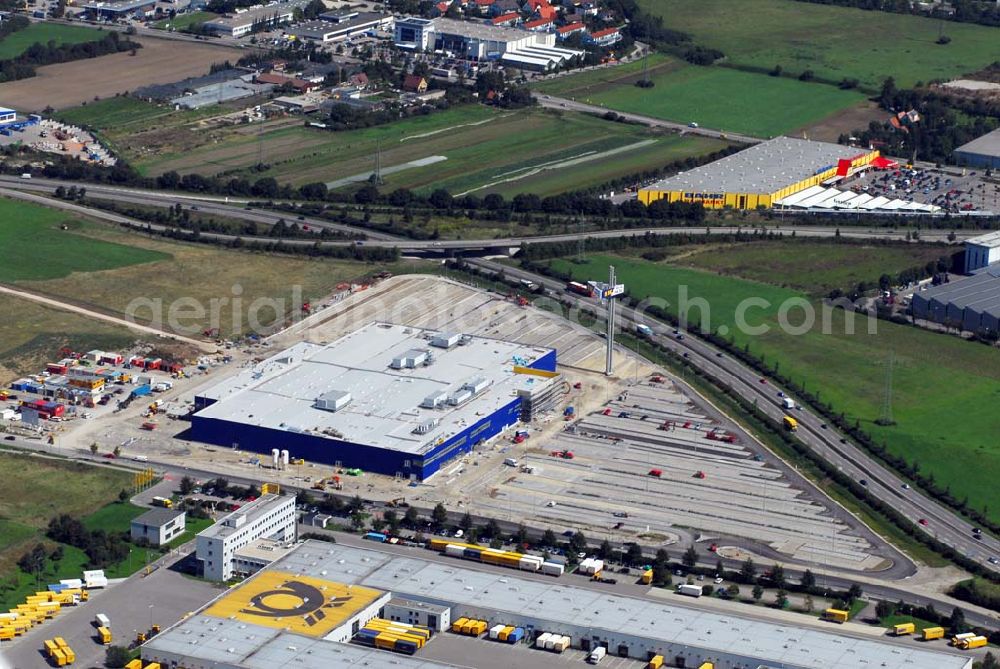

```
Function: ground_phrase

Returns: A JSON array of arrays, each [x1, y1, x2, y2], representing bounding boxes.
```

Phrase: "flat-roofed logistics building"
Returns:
[[286, 11, 393, 42], [911, 265, 1000, 336], [190, 322, 558, 480], [638, 137, 880, 210], [954, 127, 1000, 169], [142, 539, 973, 669], [964, 230, 1000, 273], [203, 0, 312, 37]]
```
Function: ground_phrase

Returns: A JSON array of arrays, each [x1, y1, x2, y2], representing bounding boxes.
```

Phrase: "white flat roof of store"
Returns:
[[644, 137, 870, 195], [194, 322, 554, 455]]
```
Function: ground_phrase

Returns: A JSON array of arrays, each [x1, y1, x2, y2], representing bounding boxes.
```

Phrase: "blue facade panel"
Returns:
[[416, 396, 522, 478], [190, 416, 417, 476], [190, 395, 524, 480], [528, 349, 557, 373]]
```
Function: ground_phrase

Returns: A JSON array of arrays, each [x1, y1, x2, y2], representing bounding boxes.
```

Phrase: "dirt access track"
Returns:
[[0, 36, 240, 112]]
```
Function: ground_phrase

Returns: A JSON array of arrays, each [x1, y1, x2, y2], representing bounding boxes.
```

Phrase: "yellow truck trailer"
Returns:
[[98, 626, 112, 644], [647, 656, 664, 669], [823, 609, 849, 623], [783, 415, 798, 431], [892, 622, 915, 636], [962, 636, 988, 650], [921, 626, 945, 640]]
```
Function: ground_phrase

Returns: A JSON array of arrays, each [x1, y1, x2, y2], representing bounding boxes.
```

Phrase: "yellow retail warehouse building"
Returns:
[[638, 136, 882, 210]]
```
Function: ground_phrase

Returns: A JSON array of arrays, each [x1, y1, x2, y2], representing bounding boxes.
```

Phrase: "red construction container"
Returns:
[[144, 359, 161, 370], [47, 363, 68, 375]]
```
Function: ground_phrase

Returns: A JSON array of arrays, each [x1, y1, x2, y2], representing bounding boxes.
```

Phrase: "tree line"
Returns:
[[0, 31, 141, 84], [792, 0, 1000, 28]]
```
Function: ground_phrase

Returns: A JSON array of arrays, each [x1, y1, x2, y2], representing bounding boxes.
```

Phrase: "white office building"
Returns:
[[196, 494, 296, 581]]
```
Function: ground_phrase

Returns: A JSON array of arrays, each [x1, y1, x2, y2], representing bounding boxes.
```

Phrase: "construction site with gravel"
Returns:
[[35, 275, 898, 574]]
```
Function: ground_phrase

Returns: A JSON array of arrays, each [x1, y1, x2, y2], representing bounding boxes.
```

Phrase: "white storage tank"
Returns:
[[281, 449, 290, 467]]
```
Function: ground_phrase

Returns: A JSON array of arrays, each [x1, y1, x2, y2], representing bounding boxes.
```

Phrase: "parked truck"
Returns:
[[588, 646, 607, 664], [151, 496, 173, 509], [892, 622, 915, 636], [921, 626, 945, 641], [677, 583, 703, 598], [823, 609, 849, 624]]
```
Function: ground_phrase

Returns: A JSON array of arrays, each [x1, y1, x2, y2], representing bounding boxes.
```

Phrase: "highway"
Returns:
[[0, 177, 979, 254], [481, 260, 1000, 577], [3, 178, 998, 578]]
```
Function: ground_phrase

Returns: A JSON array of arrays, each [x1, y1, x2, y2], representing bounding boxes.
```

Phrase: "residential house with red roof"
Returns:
[[491, 11, 520, 26], [586, 26, 621, 46], [555, 21, 586, 39]]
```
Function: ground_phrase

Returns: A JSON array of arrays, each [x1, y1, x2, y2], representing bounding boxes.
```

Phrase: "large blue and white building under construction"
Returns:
[[191, 322, 559, 479]]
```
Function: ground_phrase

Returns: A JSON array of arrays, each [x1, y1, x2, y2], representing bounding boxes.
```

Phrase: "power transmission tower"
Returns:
[[875, 350, 896, 426], [576, 219, 585, 263], [372, 139, 384, 185]]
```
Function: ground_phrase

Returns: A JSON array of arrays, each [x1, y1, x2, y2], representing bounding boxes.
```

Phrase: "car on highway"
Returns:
[[918, 518, 928, 526], [3, 435, 14, 441], [759, 378, 767, 384], [859, 479, 868, 486], [988, 557, 998, 565], [820, 423, 828, 429], [612, 511, 628, 518], [902, 484, 911, 490]]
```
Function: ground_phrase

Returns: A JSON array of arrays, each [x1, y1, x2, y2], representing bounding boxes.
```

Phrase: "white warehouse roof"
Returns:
[[145, 541, 973, 669], [194, 322, 555, 455]]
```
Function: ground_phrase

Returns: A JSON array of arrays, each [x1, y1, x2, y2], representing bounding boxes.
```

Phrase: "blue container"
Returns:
[[131, 384, 152, 397], [463, 548, 481, 559], [395, 640, 418, 655], [364, 532, 387, 542], [508, 627, 525, 643]]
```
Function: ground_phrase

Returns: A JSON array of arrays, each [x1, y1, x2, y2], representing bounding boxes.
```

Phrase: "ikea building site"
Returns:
[[0, 276, 987, 669]]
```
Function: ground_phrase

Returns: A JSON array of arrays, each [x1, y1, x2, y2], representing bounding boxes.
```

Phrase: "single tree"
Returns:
[[847, 583, 863, 603], [431, 503, 448, 528], [513, 524, 528, 546], [541, 529, 557, 548], [800, 569, 816, 590], [90, 442, 99, 455], [105, 645, 131, 668], [740, 557, 757, 583], [875, 600, 896, 619], [948, 606, 967, 635], [568, 531, 588, 556], [625, 543, 644, 567], [403, 507, 419, 528], [771, 563, 786, 588], [682, 545, 698, 569], [459, 512, 473, 533], [347, 495, 365, 514], [598, 539, 614, 561], [179, 476, 195, 495], [383, 509, 399, 534], [752, 584, 764, 602], [483, 518, 501, 539], [774, 589, 789, 609], [803, 594, 815, 613]]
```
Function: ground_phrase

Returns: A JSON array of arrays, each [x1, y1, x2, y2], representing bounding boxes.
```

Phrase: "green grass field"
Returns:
[[0, 198, 168, 281], [0, 23, 106, 60], [534, 53, 865, 137], [675, 241, 949, 295], [0, 451, 135, 591], [548, 253, 1000, 523], [153, 11, 217, 30], [131, 106, 729, 195], [53, 97, 187, 131], [644, 0, 1000, 89]]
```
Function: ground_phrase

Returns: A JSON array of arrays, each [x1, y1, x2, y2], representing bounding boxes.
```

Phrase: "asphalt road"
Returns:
[[480, 260, 1000, 577], [3, 178, 996, 573], [535, 93, 763, 145], [0, 178, 979, 255]]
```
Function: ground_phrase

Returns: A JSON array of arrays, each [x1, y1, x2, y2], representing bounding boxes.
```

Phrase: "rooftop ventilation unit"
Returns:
[[314, 390, 351, 412], [431, 332, 462, 349], [390, 348, 429, 369], [421, 390, 448, 409], [412, 418, 440, 435]]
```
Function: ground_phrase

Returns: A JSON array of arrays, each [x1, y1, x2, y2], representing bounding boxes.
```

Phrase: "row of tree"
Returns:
[[0, 32, 141, 84], [793, 0, 1000, 27]]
